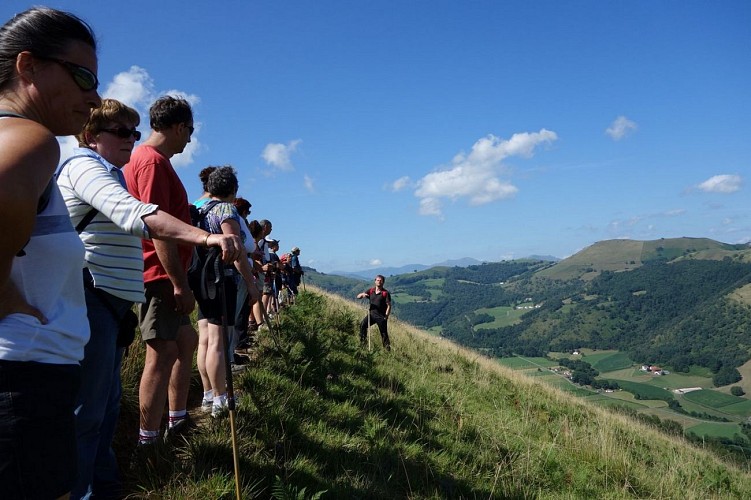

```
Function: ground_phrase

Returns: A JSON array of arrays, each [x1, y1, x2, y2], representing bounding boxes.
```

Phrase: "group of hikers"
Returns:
[[0, 7, 308, 499], [0, 6, 399, 500]]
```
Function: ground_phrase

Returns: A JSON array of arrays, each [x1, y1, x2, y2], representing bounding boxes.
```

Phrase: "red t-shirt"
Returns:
[[123, 145, 192, 284]]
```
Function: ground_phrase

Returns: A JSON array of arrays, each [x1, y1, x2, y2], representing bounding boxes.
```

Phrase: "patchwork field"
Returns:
[[473, 305, 526, 329], [496, 350, 751, 442]]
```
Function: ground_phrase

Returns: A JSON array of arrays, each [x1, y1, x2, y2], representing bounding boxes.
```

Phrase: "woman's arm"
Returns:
[[0, 121, 59, 322], [144, 210, 241, 263], [221, 219, 258, 288], [62, 157, 242, 263]]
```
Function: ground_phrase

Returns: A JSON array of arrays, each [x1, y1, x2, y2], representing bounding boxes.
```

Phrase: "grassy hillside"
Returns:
[[116, 286, 751, 499], [538, 237, 751, 281]]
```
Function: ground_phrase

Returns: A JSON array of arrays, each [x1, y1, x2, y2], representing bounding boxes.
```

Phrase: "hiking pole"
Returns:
[[365, 298, 372, 352], [218, 263, 242, 500], [272, 284, 282, 330]]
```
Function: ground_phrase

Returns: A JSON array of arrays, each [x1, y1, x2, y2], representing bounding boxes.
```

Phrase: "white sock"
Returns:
[[203, 390, 214, 402], [213, 393, 228, 407], [138, 428, 159, 444]]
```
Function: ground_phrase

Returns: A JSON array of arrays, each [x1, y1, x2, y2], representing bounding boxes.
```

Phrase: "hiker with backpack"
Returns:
[[57, 99, 242, 498], [356, 275, 392, 351], [191, 166, 259, 417], [0, 9, 102, 498], [287, 247, 304, 298]]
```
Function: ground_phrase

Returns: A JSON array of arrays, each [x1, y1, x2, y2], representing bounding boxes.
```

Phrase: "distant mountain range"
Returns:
[[331, 255, 560, 280]]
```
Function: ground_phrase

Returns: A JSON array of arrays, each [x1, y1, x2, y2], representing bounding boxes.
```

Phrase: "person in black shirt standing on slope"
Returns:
[[356, 275, 392, 351]]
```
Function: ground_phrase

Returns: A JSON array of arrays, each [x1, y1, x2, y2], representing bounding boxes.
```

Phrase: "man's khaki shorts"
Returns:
[[139, 279, 191, 341]]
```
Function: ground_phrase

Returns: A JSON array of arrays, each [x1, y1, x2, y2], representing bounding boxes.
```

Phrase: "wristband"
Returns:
[[203, 233, 210, 247]]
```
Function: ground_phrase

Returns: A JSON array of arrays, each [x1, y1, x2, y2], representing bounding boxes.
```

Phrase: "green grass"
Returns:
[[686, 422, 745, 441], [683, 389, 746, 408], [116, 287, 751, 499], [473, 305, 527, 328], [602, 380, 675, 402], [496, 356, 557, 370], [590, 352, 634, 373], [721, 400, 751, 416]]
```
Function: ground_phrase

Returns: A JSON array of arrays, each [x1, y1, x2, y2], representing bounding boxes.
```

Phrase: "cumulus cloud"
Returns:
[[697, 174, 742, 193], [369, 259, 382, 266], [605, 116, 637, 141], [413, 129, 557, 216], [103, 66, 156, 109], [262, 139, 302, 171], [58, 66, 202, 167], [303, 174, 315, 193], [390, 176, 411, 192]]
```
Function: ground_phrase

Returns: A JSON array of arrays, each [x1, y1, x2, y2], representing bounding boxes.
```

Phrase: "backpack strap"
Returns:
[[55, 154, 103, 234], [196, 199, 222, 229]]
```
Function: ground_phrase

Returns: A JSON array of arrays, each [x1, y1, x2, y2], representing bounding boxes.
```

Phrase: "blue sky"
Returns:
[[5, 1, 750, 273]]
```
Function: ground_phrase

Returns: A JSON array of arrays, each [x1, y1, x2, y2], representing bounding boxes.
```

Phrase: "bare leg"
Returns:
[[139, 339, 178, 431], [196, 319, 210, 392], [206, 323, 227, 395], [168, 325, 198, 412]]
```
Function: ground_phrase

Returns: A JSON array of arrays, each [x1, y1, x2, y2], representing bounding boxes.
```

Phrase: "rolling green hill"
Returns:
[[117, 287, 751, 498]]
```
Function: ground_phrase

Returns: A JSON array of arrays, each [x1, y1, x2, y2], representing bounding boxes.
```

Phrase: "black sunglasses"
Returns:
[[35, 55, 99, 91], [185, 124, 195, 135], [101, 127, 141, 140]]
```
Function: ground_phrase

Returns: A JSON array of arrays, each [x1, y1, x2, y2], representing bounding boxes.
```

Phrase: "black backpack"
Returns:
[[187, 200, 224, 300]]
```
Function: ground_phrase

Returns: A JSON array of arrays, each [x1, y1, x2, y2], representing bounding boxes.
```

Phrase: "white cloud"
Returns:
[[697, 174, 742, 193], [103, 66, 156, 110], [605, 116, 637, 141], [98, 66, 201, 168], [413, 129, 557, 216], [390, 176, 411, 192], [663, 209, 686, 217], [369, 259, 382, 266], [262, 139, 302, 171], [303, 174, 315, 193]]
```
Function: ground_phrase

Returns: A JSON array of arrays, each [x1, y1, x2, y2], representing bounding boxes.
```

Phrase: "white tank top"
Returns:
[[0, 179, 89, 364]]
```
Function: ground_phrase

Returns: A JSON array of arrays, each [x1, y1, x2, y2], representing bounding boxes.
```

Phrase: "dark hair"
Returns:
[[198, 166, 216, 192], [376, 274, 386, 283], [149, 95, 192, 131], [0, 7, 97, 91], [206, 165, 238, 198], [259, 219, 272, 230], [233, 197, 251, 216], [248, 220, 263, 239], [77, 98, 139, 146]]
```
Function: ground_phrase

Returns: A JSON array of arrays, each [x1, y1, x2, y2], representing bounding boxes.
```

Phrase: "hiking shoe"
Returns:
[[201, 399, 213, 413], [164, 415, 195, 442], [211, 403, 228, 419], [129, 440, 158, 471]]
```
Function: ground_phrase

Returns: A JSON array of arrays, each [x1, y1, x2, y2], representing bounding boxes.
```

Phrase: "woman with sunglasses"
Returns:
[[0, 7, 101, 500], [57, 98, 243, 499]]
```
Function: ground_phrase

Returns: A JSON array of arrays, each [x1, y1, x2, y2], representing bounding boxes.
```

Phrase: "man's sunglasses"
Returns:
[[101, 127, 141, 141], [35, 55, 99, 91]]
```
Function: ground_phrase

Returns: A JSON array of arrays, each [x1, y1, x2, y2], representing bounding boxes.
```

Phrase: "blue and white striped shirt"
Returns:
[[57, 148, 158, 303]]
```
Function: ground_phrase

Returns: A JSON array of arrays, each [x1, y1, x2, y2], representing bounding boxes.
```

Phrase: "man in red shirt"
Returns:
[[124, 96, 197, 446]]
